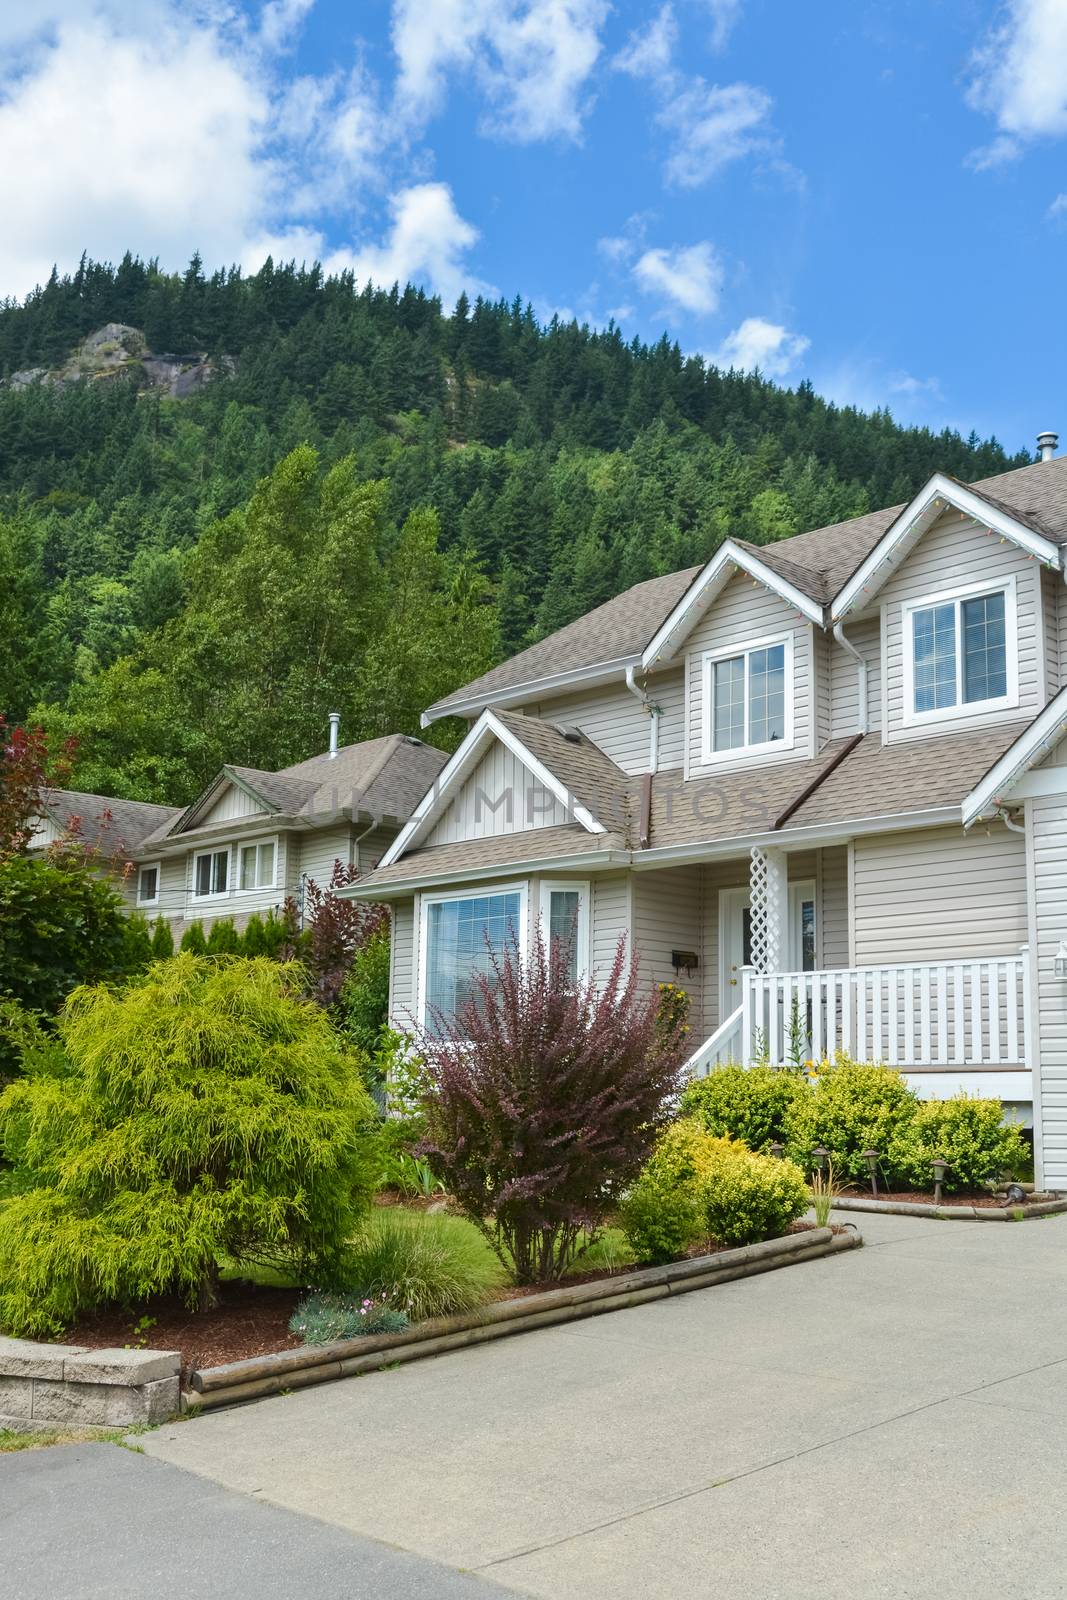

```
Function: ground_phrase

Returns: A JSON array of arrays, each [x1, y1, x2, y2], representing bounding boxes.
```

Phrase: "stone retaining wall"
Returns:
[[0, 1337, 180, 1432]]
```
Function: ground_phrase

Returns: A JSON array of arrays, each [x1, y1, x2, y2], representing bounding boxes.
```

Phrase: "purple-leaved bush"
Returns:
[[416, 929, 689, 1284]]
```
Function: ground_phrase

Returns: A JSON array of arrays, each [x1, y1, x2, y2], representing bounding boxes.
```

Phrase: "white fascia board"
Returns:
[[420, 656, 640, 727], [641, 541, 824, 670], [378, 708, 607, 870], [832, 474, 1064, 624], [338, 849, 633, 900], [630, 804, 962, 869], [961, 687, 1067, 826]]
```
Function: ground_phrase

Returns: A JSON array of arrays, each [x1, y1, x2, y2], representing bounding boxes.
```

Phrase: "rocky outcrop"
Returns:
[[5, 325, 234, 396]]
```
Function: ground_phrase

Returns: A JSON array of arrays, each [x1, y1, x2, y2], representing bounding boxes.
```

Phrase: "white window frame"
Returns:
[[700, 631, 795, 765], [191, 845, 232, 901], [237, 835, 279, 895], [417, 880, 528, 1034], [136, 861, 161, 908], [901, 575, 1018, 728], [539, 879, 591, 982]]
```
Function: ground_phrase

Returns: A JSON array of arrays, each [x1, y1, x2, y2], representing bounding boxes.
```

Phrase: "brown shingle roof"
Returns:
[[427, 455, 1067, 720], [40, 789, 182, 853], [492, 710, 636, 830], [357, 823, 626, 891]]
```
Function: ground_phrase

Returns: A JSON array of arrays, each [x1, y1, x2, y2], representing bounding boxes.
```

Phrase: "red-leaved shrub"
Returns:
[[416, 930, 689, 1284]]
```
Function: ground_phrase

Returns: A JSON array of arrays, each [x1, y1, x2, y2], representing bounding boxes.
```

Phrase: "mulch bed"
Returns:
[[841, 1188, 1040, 1208], [63, 1221, 851, 1377]]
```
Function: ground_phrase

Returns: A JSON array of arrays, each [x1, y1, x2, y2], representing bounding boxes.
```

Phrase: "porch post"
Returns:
[[749, 844, 788, 973]]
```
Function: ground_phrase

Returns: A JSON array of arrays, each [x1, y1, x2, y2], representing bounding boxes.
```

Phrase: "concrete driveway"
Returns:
[[132, 1209, 1067, 1599]]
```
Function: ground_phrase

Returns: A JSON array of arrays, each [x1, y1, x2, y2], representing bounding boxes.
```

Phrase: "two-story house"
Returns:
[[35, 725, 448, 936], [343, 443, 1067, 1192]]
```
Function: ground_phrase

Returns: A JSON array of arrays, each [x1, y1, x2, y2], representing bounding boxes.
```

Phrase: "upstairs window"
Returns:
[[239, 839, 276, 891], [137, 863, 160, 907], [193, 847, 229, 898], [702, 635, 793, 762], [905, 580, 1016, 723]]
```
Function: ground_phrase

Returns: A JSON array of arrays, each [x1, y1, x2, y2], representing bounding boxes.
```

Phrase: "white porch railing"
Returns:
[[686, 1004, 743, 1078], [741, 953, 1030, 1070]]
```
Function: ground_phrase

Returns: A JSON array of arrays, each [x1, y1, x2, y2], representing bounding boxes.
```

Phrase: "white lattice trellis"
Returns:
[[749, 845, 786, 973]]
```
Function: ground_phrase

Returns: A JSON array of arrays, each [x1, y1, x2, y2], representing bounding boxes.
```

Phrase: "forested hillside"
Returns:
[[0, 252, 1030, 804]]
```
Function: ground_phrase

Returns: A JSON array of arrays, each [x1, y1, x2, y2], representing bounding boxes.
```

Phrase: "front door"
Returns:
[[719, 881, 816, 1017]]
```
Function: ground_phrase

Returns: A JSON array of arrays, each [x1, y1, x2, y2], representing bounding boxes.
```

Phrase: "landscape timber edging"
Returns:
[[831, 1196, 1067, 1221], [183, 1226, 860, 1413], [0, 1338, 180, 1433]]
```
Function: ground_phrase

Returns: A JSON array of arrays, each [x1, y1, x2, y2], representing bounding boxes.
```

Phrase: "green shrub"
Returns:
[[340, 1209, 503, 1322], [180, 921, 207, 954], [783, 1059, 919, 1182], [888, 1096, 1028, 1192], [150, 918, 174, 960], [122, 913, 153, 972], [206, 918, 239, 955], [681, 1065, 806, 1151], [0, 856, 130, 1016], [240, 914, 266, 956], [289, 1292, 409, 1344], [341, 930, 391, 1057], [0, 954, 379, 1338], [620, 1120, 808, 1261]]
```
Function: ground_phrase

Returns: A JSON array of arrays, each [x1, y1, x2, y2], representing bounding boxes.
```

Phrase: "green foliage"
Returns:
[[783, 1059, 919, 1182], [205, 918, 239, 955], [180, 921, 207, 954], [887, 1096, 1028, 1192], [122, 913, 153, 971], [0, 998, 67, 1086], [340, 930, 392, 1057], [0, 856, 131, 1016], [289, 1292, 409, 1344], [149, 918, 174, 959], [240, 913, 266, 956], [339, 1209, 503, 1323], [681, 1065, 806, 1152], [620, 1120, 808, 1262], [0, 954, 378, 1337]]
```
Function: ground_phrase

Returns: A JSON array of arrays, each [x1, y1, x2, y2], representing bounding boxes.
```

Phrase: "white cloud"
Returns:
[[0, 4, 487, 307], [339, 182, 492, 304], [704, 0, 742, 52], [712, 317, 810, 377], [966, 0, 1067, 166], [634, 242, 723, 315], [1049, 192, 1067, 221], [614, 6, 776, 185], [391, 0, 609, 143], [888, 371, 943, 400]]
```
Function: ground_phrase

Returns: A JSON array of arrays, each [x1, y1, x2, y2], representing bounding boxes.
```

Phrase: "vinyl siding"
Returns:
[[631, 867, 703, 1016], [200, 783, 267, 824], [389, 898, 416, 1032], [356, 825, 395, 875], [880, 510, 1045, 743], [1042, 569, 1062, 696], [852, 823, 1027, 966], [296, 822, 355, 887], [522, 667, 686, 775], [819, 846, 850, 969], [426, 742, 569, 846], [685, 573, 814, 778], [1057, 573, 1067, 692], [814, 627, 831, 747], [591, 872, 631, 981], [829, 616, 882, 738], [1029, 792, 1067, 1186]]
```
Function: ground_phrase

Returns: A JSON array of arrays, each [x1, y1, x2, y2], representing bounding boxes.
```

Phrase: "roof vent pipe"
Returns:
[[1038, 431, 1058, 462], [328, 711, 341, 758]]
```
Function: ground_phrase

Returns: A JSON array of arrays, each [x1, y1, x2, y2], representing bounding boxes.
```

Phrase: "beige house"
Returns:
[[345, 445, 1067, 1192], [36, 728, 447, 937]]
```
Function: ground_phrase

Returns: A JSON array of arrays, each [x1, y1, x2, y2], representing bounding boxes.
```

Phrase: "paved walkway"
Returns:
[[9, 1210, 1067, 1598]]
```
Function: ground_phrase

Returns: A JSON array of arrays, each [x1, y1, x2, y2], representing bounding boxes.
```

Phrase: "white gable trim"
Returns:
[[962, 686, 1067, 826], [421, 656, 640, 727], [378, 710, 606, 868], [832, 474, 1063, 624], [640, 540, 824, 670]]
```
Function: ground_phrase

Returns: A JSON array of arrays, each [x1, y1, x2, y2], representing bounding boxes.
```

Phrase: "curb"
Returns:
[[831, 1196, 1067, 1221], [184, 1227, 860, 1412]]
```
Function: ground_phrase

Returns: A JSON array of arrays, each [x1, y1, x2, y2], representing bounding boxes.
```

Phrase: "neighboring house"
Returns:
[[28, 790, 182, 906], [344, 441, 1067, 1192], [35, 726, 448, 937]]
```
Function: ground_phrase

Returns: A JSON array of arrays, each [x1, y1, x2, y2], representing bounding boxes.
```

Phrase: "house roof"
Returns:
[[491, 709, 636, 830], [354, 822, 628, 893], [38, 789, 182, 854], [424, 455, 1067, 722], [139, 734, 449, 849]]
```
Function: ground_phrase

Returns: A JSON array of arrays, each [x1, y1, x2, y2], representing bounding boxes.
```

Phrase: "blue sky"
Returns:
[[1, 1, 1065, 452]]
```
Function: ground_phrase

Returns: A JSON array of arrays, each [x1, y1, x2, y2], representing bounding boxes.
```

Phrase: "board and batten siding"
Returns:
[[1028, 791, 1067, 1187], [829, 615, 882, 738], [200, 783, 267, 825], [879, 510, 1046, 743], [523, 667, 686, 775], [685, 573, 815, 779], [426, 742, 569, 846], [631, 868, 703, 1016], [852, 823, 1027, 967]]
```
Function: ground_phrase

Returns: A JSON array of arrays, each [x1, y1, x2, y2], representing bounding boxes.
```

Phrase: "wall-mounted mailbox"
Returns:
[[671, 950, 699, 976]]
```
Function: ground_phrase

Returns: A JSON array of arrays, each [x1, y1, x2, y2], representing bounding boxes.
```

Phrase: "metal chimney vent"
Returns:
[[1037, 430, 1058, 462], [328, 711, 341, 757]]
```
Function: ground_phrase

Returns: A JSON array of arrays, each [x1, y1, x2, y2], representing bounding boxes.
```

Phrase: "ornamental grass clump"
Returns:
[[0, 954, 379, 1339], [340, 1209, 502, 1321], [416, 932, 689, 1285]]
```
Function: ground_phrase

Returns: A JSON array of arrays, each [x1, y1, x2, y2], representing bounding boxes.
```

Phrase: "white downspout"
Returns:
[[995, 805, 1026, 834], [625, 664, 661, 774], [833, 621, 868, 736]]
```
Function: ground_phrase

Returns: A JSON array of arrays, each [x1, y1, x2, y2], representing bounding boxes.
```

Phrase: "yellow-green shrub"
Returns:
[[887, 1095, 1028, 1192], [620, 1119, 808, 1262], [783, 1058, 918, 1182], [681, 1065, 805, 1151]]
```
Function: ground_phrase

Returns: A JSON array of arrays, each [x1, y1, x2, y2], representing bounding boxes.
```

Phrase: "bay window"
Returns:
[[702, 634, 793, 762], [421, 885, 525, 1037], [904, 579, 1016, 723]]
